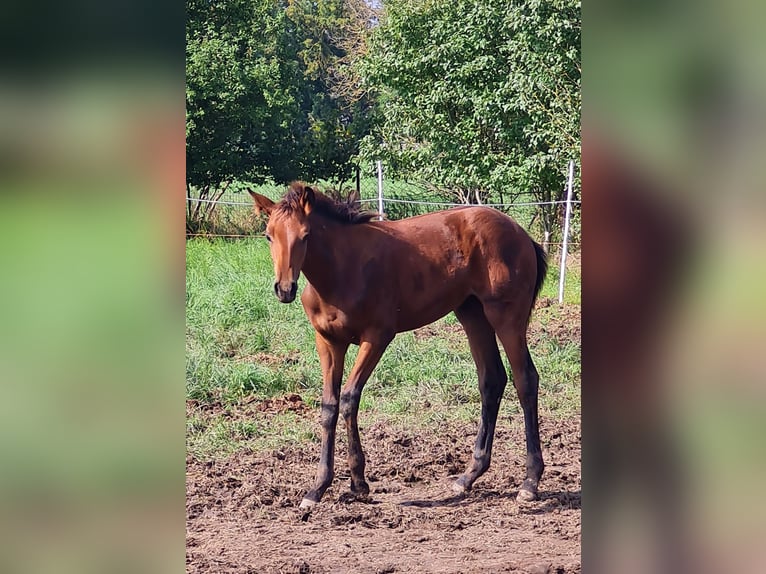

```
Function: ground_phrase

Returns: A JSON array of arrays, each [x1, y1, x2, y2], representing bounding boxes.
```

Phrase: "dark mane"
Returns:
[[276, 181, 378, 224]]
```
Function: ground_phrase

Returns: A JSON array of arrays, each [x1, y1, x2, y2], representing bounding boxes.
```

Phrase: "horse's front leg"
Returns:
[[340, 335, 392, 496], [300, 333, 348, 509]]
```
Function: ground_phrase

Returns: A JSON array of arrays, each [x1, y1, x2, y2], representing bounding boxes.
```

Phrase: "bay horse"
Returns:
[[249, 182, 547, 509]]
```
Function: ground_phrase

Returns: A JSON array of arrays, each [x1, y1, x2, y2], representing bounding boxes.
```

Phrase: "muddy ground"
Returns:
[[187, 296, 581, 574], [186, 413, 580, 574]]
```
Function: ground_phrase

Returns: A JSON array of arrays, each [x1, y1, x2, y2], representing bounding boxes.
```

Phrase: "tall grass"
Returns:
[[186, 239, 318, 403], [186, 238, 580, 458]]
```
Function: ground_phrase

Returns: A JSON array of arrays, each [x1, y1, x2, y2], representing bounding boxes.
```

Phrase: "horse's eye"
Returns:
[[265, 233, 272, 243], [300, 233, 309, 242]]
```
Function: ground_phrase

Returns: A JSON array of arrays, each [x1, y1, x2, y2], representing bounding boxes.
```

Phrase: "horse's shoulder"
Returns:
[[300, 283, 319, 311], [300, 283, 337, 318]]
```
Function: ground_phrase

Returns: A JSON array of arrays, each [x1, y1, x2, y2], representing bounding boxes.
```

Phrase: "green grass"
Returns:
[[186, 409, 317, 460], [186, 238, 581, 459], [186, 238, 318, 403], [538, 252, 581, 305]]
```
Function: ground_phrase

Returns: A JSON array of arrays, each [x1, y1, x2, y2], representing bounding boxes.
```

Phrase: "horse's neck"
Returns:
[[300, 218, 348, 296]]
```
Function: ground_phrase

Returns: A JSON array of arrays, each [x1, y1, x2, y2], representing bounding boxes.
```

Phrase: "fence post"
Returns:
[[376, 160, 384, 220], [355, 165, 361, 198], [558, 160, 575, 304]]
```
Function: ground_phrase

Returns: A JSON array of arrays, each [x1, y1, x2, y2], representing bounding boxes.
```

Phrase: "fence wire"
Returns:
[[185, 163, 580, 247]]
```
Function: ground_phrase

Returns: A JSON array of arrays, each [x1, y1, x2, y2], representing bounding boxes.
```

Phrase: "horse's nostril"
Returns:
[[274, 282, 280, 296], [290, 282, 297, 296]]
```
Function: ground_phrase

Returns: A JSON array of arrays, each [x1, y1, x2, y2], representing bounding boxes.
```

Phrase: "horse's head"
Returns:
[[249, 183, 315, 303]]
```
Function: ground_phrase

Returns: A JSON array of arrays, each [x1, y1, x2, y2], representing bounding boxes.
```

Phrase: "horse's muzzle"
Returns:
[[274, 281, 297, 303]]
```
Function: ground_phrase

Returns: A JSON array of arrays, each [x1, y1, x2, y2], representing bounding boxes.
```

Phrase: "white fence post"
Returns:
[[376, 160, 384, 220], [558, 160, 575, 304]]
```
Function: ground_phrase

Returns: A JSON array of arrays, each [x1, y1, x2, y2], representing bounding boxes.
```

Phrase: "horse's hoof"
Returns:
[[350, 481, 370, 496], [451, 479, 470, 495], [516, 488, 537, 503], [339, 491, 372, 504], [299, 497, 318, 510]]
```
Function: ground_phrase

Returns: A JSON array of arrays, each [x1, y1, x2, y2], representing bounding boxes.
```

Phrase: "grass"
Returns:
[[186, 238, 581, 460], [187, 409, 317, 460], [539, 251, 581, 305]]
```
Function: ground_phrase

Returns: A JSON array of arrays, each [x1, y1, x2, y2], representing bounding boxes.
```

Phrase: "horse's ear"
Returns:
[[300, 185, 316, 216], [248, 190, 275, 216]]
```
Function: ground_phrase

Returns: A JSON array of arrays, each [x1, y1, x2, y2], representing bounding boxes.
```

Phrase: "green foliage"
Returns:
[[360, 0, 580, 237], [186, 0, 375, 189], [186, 0, 581, 241], [186, 0, 296, 187]]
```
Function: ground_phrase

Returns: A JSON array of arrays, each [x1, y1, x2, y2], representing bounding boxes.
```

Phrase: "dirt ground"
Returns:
[[186, 413, 580, 573]]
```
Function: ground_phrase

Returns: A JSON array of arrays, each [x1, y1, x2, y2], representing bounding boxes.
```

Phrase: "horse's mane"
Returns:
[[276, 181, 378, 224]]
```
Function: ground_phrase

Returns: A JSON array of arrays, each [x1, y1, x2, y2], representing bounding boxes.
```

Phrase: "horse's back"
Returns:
[[388, 206, 529, 243], [383, 206, 540, 305], [387, 207, 535, 270]]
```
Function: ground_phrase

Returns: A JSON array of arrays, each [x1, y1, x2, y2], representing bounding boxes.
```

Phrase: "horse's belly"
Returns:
[[394, 289, 467, 333]]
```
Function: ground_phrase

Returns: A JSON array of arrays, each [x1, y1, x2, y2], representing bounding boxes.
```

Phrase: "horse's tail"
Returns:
[[531, 239, 548, 305]]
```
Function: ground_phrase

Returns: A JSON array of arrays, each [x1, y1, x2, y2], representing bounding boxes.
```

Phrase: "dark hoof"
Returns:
[[350, 480, 370, 496], [338, 491, 372, 504]]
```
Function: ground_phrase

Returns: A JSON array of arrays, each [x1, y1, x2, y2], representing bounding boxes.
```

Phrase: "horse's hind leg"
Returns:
[[484, 302, 544, 502], [453, 297, 508, 493]]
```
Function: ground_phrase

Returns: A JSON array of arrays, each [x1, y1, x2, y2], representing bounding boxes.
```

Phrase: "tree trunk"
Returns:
[[205, 181, 231, 220]]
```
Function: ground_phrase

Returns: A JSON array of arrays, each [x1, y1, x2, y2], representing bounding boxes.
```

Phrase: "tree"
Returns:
[[186, 0, 298, 190], [186, 0, 377, 194], [360, 0, 580, 242], [284, 0, 379, 189]]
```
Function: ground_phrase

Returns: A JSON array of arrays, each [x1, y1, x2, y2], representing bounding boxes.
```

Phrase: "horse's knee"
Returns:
[[514, 365, 539, 403], [497, 367, 508, 387], [526, 363, 539, 389], [320, 401, 339, 429], [479, 365, 507, 403], [514, 382, 535, 405], [339, 390, 360, 418], [482, 380, 505, 404]]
